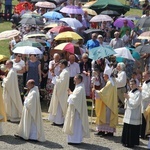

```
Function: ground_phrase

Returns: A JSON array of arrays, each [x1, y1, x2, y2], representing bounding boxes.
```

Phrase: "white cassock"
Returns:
[[63, 83, 90, 143], [2, 68, 22, 122], [48, 68, 69, 124], [17, 86, 45, 142]]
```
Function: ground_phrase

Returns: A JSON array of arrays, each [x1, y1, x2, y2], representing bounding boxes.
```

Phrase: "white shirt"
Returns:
[[68, 62, 80, 77], [48, 60, 60, 79], [12, 59, 25, 76], [115, 71, 127, 88], [141, 80, 150, 113]]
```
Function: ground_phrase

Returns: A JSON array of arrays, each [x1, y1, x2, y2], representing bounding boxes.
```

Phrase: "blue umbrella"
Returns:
[[43, 11, 64, 20], [89, 46, 116, 60]]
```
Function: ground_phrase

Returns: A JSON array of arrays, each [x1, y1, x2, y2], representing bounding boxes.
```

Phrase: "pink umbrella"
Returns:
[[113, 18, 134, 28], [60, 5, 84, 15], [90, 14, 113, 22]]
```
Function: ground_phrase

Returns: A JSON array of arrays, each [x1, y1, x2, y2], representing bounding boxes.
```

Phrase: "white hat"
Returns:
[[104, 64, 114, 86], [104, 64, 113, 77], [98, 34, 103, 38]]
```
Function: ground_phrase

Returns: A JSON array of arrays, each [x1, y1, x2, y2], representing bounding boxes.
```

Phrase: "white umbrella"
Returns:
[[35, 1, 56, 9], [0, 30, 20, 40], [13, 46, 43, 55], [60, 18, 83, 30], [90, 15, 113, 22], [114, 47, 135, 61]]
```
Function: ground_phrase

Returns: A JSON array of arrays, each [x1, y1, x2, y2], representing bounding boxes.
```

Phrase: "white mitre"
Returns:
[[104, 64, 114, 86]]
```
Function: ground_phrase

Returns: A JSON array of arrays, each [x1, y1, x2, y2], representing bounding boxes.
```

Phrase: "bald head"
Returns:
[[53, 53, 60, 62], [26, 79, 35, 90], [92, 33, 97, 39], [5, 60, 13, 69], [69, 55, 75, 64]]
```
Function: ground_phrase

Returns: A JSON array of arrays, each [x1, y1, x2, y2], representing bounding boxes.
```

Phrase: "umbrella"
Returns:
[[60, 5, 84, 15], [138, 31, 150, 40], [83, 1, 96, 8], [14, 40, 43, 48], [44, 23, 58, 29], [54, 31, 82, 40], [114, 47, 135, 61], [82, 8, 97, 16], [0, 55, 9, 62], [43, 11, 64, 20], [14, 1, 32, 14], [113, 18, 134, 28], [125, 15, 140, 21], [84, 29, 104, 34], [0, 30, 20, 40], [23, 32, 49, 40], [31, 0, 57, 5], [90, 15, 113, 22], [136, 17, 150, 28], [54, 42, 81, 55], [19, 18, 44, 25], [35, 1, 56, 8], [49, 26, 73, 33], [60, 18, 83, 30], [135, 45, 150, 54], [100, 10, 120, 16], [13, 46, 43, 54], [21, 12, 41, 19], [89, 46, 116, 60]]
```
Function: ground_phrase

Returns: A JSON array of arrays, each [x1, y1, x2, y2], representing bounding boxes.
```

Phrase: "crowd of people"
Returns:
[[0, 0, 150, 148]]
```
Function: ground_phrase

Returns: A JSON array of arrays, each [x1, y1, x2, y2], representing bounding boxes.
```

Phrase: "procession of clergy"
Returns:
[[1, 57, 150, 149]]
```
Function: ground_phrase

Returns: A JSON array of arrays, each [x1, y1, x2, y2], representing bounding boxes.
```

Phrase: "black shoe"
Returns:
[[94, 131, 105, 136], [68, 142, 80, 145], [51, 122, 64, 126], [105, 132, 114, 137]]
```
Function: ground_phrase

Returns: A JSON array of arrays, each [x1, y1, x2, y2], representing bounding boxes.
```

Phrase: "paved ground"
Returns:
[[0, 103, 148, 150]]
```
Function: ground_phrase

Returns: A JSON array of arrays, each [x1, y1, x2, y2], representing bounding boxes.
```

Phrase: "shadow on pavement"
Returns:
[[0, 135, 63, 149], [28, 140, 63, 149], [69, 142, 110, 150]]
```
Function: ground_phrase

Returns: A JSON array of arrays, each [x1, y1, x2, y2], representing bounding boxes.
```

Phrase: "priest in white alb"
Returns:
[[16, 79, 45, 142], [63, 74, 90, 144], [1, 60, 22, 122], [48, 59, 70, 126]]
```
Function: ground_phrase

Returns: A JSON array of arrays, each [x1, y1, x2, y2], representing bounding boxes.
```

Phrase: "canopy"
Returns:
[[89, 0, 130, 15]]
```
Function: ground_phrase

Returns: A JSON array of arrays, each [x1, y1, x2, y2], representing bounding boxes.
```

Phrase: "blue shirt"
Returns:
[[86, 39, 99, 50], [5, 0, 12, 5]]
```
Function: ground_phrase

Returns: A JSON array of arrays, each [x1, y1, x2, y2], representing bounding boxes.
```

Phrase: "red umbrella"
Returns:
[[49, 26, 74, 33], [14, 1, 33, 14], [54, 42, 81, 55]]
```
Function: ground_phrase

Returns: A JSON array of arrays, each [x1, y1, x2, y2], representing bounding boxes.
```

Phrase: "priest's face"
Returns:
[[129, 81, 137, 90], [74, 76, 80, 85], [103, 74, 109, 81]]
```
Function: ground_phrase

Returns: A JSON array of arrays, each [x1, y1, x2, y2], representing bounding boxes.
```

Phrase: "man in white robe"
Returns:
[[48, 59, 69, 125], [63, 74, 90, 144], [1, 60, 22, 122], [16, 79, 45, 142], [140, 71, 150, 139]]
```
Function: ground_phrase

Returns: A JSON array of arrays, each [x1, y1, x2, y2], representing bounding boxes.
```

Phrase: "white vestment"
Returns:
[[2, 68, 22, 122], [63, 83, 90, 143], [48, 68, 69, 124], [17, 86, 45, 142]]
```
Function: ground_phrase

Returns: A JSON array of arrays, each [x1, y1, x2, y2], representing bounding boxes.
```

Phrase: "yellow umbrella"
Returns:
[[54, 31, 82, 40], [83, 1, 96, 8], [0, 55, 9, 62], [83, 8, 97, 16]]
